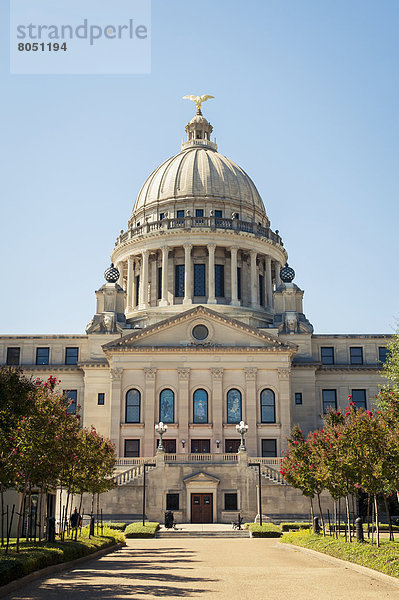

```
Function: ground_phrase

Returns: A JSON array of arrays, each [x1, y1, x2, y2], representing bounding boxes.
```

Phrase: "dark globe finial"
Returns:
[[104, 263, 119, 283], [280, 262, 295, 283]]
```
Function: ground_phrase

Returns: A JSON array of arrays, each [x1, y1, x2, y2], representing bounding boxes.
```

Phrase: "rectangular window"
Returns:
[[322, 389, 337, 413], [225, 439, 240, 453], [214, 210, 222, 218], [379, 346, 389, 363], [350, 347, 363, 365], [63, 389, 77, 414], [166, 493, 179, 510], [65, 347, 79, 365], [157, 267, 162, 300], [6, 347, 20, 366], [124, 439, 140, 458], [352, 389, 367, 409], [194, 264, 206, 296], [295, 392, 303, 405], [262, 439, 277, 457], [191, 439, 210, 453], [98, 393, 105, 406], [224, 493, 238, 511], [157, 439, 176, 453], [215, 264, 225, 297], [237, 267, 241, 300], [159, 212, 165, 220], [135, 275, 140, 306], [321, 347, 334, 365], [36, 347, 49, 365], [195, 209, 204, 217], [259, 274, 264, 306], [175, 265, 185, 297], [177, 210, 184, 219]]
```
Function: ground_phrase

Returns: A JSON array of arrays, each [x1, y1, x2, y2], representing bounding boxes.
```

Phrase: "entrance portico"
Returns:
[[184, 472, 220, 523]]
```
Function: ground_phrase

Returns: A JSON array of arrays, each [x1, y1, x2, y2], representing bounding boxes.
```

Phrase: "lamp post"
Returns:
[[236, 421, 249, 452], [155, 422, 168, 452]]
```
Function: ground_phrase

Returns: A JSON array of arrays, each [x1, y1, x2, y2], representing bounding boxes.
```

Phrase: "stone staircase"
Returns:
[[114, 461, 156, 486], [249, 463, 286, 485]]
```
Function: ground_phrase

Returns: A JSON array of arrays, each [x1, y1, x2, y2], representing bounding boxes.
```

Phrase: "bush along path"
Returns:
[[0, 527, 125, 588]]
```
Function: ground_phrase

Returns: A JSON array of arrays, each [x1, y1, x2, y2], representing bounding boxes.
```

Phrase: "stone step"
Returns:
[[156, 530, 250, 538]]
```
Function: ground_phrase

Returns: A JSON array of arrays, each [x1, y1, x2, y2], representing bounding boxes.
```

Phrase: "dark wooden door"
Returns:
[[191, 493, 213, 523], [191, 439, 210, 453], [225, 439, 241, 453]]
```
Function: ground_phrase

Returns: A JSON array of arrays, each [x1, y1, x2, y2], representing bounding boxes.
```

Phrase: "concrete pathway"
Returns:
[[3, 538, 399, 600]]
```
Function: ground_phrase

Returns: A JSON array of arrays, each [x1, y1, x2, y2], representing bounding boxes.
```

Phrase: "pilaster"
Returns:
[[211, 368, 223, 450], [178, 368, 190, 452], [109, 367, 123, 454], [143, 367, 157, 456], [244, 367, 257, 455]]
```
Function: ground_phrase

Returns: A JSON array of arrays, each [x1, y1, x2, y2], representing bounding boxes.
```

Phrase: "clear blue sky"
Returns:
[[1, 0, 398, 335]]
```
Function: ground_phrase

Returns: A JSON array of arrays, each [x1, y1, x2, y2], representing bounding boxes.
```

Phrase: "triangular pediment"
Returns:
[[183, 471, 220, 484], [102, 306, 296, 353]]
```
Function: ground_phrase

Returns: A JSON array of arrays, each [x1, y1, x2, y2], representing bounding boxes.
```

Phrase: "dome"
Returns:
[[133, 147, 265, 215], [131, 110, 266, 220]]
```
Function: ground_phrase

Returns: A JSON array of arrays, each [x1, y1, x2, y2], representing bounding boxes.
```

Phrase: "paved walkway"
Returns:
[[4, 538, 399, 600]]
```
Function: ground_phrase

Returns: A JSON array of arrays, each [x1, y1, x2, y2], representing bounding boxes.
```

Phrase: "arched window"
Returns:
[[160, 389, 174, 423], [126, 389, 140, 423], [193, 389, 208, 424], [261, 389, 275, 423], [227, 389, 242, 424]]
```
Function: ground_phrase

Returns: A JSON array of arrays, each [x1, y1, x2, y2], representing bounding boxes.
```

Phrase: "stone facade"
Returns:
[[1, 104, 389, 523]]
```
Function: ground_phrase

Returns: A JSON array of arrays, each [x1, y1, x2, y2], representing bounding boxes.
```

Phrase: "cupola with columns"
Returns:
[[89, 99, 312, 332]]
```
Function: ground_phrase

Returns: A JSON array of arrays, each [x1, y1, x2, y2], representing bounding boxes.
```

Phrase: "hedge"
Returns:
[[103, 522, 127, 531], [280, 522, 312, 532], [244, 523, 282, 537], [281, 530, 399, 578], [0, 527, 125, 588], [125, 522, 159, 538]]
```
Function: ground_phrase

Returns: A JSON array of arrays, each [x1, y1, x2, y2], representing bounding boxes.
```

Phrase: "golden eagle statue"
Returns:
[[183, 94, 215, 111]]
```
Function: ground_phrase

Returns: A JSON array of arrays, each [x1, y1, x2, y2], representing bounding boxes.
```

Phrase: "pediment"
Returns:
[[183, 472, 220, 485], [103, 306, 296, 353]]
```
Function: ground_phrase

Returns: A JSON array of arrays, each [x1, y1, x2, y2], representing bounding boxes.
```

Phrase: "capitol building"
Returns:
[[1, 100, 390, 523]]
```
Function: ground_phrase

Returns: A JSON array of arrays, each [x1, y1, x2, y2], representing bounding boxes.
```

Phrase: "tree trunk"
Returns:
[[345, 495, 352, 542], [309, 497, 314, 522], [58, 485, 63, 537], [16, 485, 27, 554], [333, 499, 338, 539], [316, 493, 325, 536], [351, 494, 356, 538], [338, 498, 341, 538], [366, 494, 371, 539], [1, 485, 4, 546], [374, 494, 380, 548], [383, 494, 393, 541], [26, 484, 32, 541]]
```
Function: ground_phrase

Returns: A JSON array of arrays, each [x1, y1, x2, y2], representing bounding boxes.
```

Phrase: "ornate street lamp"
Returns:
[[155, 421, 168, 451], [236, 421, 249, 452]]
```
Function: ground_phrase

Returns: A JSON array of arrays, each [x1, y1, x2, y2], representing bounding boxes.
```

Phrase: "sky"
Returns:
[[1, 0, 398, 335]]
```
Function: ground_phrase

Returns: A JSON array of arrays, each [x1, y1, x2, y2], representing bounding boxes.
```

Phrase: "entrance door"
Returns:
[[191, 493, 213, 523]]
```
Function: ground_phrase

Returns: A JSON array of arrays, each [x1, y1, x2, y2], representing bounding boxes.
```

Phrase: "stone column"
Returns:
[[143, 368, 157, 456], [211, 368, 224, 452], [132, 259, 137, 308], [140, 249, 149, 308], [109, 367, 123, 455], [178, 368, 190, 453], [230, 246, 240, 306], [244, 368, 258, 456], [183, 244, 193, 305], [265, 256, 273, 309], [159, 245, 169, 307], [117, 262, 124, 288], [275, 261, 282, 289], [250, 250, 258, 307], [126, 256, 134, 313], [207, 243, 216, 304], [278, 368, 291, 455]]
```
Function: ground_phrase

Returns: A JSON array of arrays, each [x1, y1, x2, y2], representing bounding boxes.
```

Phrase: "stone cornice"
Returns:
[[17, 365, 83, 373], [292, 362, 382, 372]]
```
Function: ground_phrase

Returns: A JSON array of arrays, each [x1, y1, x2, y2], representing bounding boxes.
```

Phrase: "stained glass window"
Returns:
[[193, 389, 208, 423], [126, 389, 140, 423], [260, 389, 275, 423], [227, 389, 242, 423], [160, 389, 174, 423]]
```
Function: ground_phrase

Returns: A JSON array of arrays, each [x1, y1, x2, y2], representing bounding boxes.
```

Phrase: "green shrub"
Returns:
[[125, 522, 159, 538], [103, 522, 127, 531], [281, 530, 399, 578], [244, 523, 282, 538], [280, 522, 311, 532], [0, 529, 124, 587]]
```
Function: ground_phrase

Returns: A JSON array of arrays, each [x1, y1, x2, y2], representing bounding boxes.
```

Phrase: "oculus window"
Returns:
[[260, 389, 276, 423], [227, 389, 242, 424], [192, 324, 209, 341], [160, 389, 174, 423], [126, 389, 141, 423], [193, 389, 208, 424], [322, 389, 337, 413]]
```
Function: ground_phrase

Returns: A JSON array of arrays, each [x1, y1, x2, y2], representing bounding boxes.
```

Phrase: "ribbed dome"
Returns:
[[132, 146, 266, 215]]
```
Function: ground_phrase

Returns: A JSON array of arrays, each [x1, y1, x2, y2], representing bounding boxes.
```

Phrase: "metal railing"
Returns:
[[116, 217, 282, 246]]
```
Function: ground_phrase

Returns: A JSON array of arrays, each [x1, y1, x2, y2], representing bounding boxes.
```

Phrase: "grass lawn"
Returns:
[[0, 526, 125, 587], [281, 530, 399, 578]]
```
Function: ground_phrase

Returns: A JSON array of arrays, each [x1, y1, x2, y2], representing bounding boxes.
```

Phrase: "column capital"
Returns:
[[244, 367, 257, 380], [178, 368, 190, 380], [250, 249, 257, 257], [229, 245, 239, 252], [211, 368, 224, 379], [110, 367, 123, 381], [278, 368, 291, 380], [265, 255, 272, 264], [207, 243, 216, 251], [183, 243, 193, 251], [161, 245, 169, 253], [144, 367, 157, 380]]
